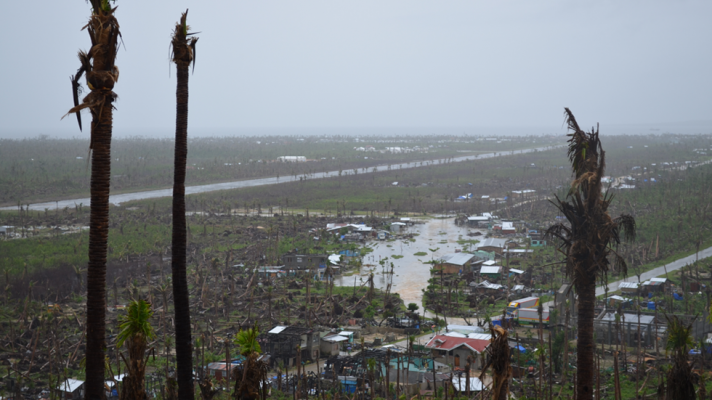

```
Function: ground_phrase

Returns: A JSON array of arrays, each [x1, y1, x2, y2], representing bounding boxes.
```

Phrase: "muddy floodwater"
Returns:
[[334, 217, 482, 313]]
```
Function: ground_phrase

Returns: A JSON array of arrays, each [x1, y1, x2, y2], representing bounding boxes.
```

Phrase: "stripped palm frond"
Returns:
[[171, 10, 199, 71], [480, 325, 510, 400]]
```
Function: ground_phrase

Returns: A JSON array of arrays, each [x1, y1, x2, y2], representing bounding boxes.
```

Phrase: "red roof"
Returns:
[[424, 335, 490, 353]]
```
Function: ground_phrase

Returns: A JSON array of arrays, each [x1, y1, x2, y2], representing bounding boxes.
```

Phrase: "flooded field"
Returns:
[[334, 217, 481, 312]]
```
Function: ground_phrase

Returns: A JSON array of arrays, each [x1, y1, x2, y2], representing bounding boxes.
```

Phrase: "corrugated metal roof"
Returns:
[[600, 312, 655, 325], [608, 295, 631, 302], [447, 324, 485, 334], [58, 379, 84, 393], [424, 335, 490, 353], [441, 253, 475, 266], [269, 326, 288, 334], [509, 268, 524, 274], [474, 280, 503, 290], [619, 282, 639, 289], [476, 238, 507, 249], [322, 335, 349, 343], [467, 333, 492, 340], [443, 332, 467, 338], [480, 266, 502, 274], [207, 362, 230, 371]]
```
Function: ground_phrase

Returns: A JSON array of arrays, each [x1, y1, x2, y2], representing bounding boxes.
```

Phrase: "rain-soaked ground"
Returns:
[[334, 217, 482, 317], [1, 146, 557, 211]]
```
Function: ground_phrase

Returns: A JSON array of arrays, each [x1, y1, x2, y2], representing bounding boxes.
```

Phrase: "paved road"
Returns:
[[0, 145, 559, 211], [543, 246, 712, 308]]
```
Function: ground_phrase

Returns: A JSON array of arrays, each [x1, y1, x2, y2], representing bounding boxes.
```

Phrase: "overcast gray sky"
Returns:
[[1, 0, 711, 139]]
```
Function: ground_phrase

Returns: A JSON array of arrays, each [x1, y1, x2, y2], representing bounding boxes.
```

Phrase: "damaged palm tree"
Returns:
[[233, 323, 268, 400], [480, 324, 510, 400], [546, 108, 636, 400], [117, 299, 155, 400], [665, 315, 696, 400], [63, 1, 121, 399], [170, 10, 198, 400]]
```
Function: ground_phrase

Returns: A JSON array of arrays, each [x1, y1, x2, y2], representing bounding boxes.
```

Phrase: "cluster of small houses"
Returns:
[[250, 219, 420, 279], [27, 323, 495, 399], [204, 323, 500, 394], [322, 218, 415, 242], [454, 189, 537, 203], [26, 281, 707, 400]]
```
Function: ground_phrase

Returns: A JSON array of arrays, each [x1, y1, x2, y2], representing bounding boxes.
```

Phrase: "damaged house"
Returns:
[[262, 325, 322, 367]]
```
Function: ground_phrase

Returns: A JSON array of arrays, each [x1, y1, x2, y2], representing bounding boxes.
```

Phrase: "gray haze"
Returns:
[[1, 1, 711, 139]]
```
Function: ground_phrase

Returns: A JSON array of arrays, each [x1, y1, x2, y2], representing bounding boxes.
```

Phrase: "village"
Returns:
[[25, 203, 708, 400]]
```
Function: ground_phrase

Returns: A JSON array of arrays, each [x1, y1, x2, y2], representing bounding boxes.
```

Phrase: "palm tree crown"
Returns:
[[117, 299, 155, 347], [545, 108, 636, 400], [235, 323, 261, 356], [547, 108, 636, 285]]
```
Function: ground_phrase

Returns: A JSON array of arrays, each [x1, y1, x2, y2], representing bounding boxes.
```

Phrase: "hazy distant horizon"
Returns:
[[3, 121, 712, 141], [2, 2, 711, 141]]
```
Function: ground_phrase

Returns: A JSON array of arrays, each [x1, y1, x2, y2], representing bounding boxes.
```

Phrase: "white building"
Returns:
[[277, 156, 306, 162]]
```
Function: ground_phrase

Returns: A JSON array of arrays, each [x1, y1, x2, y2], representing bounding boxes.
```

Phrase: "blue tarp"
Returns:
[[674, 293, 683, 301], [492, 317, 514, 327], [340, 380, 357, 393], [647, 301, 656, 310], [514, 345, 526, 353]]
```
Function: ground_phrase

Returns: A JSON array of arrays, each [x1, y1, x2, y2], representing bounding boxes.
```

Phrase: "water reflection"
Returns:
[[334, 218, 480, 312]]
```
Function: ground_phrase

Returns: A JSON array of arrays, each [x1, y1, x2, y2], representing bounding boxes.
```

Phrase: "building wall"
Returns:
[[320, 341, 341, 356], [432, 348, 482, 369], [283, 254, 328, 270], [434, 263, 462, 274]]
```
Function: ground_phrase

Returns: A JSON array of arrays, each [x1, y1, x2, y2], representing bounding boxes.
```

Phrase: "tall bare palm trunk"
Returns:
[[86, 103, 113, 400], [576, 276, 596, 398], [170, 11, 198, 400], [64, 2, 121, 399]]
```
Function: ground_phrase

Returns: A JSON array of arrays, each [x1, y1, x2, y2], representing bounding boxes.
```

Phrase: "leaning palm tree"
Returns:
[[546, 108, 636, 400], [233, 323, 268, 400], [117, 299, 155, 400], [63, 1, 121, 398], [665, 315, 696, 400], [170, 10, 198, 400]]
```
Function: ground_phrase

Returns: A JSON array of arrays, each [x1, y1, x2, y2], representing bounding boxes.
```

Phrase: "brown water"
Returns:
[[335, 217, 482, 314]]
